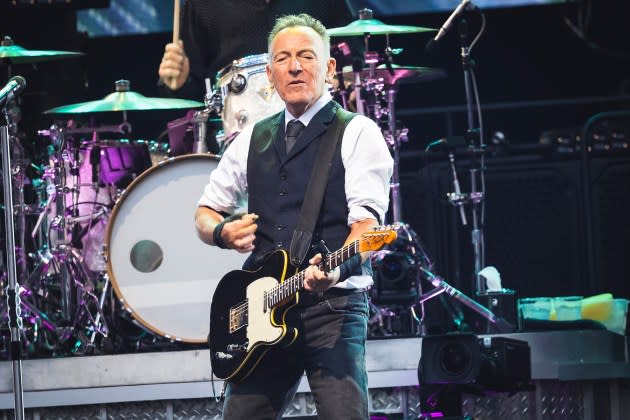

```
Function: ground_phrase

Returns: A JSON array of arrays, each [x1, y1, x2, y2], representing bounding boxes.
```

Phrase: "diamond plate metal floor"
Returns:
[[0, 331, 628, 419]]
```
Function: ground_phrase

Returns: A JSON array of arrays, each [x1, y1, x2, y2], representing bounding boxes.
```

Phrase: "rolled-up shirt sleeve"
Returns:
[[341, 115, 393, 225], [197, 125, 253, 214]]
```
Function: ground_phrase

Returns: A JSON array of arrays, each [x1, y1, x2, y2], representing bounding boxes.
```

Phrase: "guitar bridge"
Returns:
[[229, 301, 248, 333]]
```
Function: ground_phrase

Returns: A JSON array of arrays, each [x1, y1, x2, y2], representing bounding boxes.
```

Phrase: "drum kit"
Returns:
[[1, 9, 446, 357]]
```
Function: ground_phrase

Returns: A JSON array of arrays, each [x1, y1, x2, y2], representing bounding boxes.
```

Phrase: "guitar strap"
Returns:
[[289, 106, 356, 267]]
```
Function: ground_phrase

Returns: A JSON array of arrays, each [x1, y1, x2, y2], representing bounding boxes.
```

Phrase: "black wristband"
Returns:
[[212, 213, 245, 250], [212, 220, 229, 249]]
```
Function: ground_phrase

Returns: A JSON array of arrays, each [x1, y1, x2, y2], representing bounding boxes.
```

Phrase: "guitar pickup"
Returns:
[[229, 303, 248, 333]]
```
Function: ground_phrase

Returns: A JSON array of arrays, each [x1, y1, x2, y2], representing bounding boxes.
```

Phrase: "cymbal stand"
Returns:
[[382, 85, 408, 223], [2, 86, 25, 420]]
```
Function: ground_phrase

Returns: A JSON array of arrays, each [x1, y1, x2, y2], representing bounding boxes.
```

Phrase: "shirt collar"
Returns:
[[284, 91, 332, 129]]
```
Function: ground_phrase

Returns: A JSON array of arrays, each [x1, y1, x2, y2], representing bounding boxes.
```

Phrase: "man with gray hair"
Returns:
[[195, 13, 393, 419]]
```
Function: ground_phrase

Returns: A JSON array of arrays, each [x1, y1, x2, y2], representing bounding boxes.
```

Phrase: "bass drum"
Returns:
[[104, 154, 248, 343]]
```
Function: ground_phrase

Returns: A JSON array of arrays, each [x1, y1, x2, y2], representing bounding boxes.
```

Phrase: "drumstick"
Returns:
[[172, 0, 180, 44], [167, 0, 181, 90]]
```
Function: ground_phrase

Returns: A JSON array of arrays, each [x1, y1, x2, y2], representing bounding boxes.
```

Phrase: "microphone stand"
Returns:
[[446, 16, 486, 295], [416, 266, 513, 333], [2, 101, 25, 420]]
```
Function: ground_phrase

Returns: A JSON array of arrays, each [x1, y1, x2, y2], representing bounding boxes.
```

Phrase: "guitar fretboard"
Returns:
[[263, 239, 361, 310]]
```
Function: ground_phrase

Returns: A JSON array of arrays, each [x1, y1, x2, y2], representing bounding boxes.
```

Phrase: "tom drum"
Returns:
[[217, 53, 285, 138]]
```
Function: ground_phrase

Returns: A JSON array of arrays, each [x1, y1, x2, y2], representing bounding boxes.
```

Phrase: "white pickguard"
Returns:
[[245, 276, 285, 351]]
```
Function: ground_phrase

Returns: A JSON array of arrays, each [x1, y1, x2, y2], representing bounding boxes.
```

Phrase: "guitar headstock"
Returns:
[[358, 225, 398, 252]]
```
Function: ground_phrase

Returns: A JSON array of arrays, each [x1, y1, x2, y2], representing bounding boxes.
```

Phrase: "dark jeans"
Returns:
[[222, 291, 370, 420]]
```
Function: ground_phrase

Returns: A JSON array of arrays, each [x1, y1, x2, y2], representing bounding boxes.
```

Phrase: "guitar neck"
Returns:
[[265, 240, 360, 308]]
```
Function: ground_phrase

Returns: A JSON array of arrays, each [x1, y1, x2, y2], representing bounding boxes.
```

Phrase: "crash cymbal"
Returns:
[[343, 64, 447, 86], [328, 19, 436, 37], [0, 36, 84, 64], [45, 80, 204, 114], [328, 8, 435, 37]]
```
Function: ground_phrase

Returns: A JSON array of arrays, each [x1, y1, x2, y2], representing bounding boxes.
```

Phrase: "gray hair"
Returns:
[[267, 13, 330, 59]]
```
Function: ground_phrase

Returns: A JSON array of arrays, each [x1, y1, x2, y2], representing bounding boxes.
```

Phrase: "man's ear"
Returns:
[[327, 57, 337, 77]]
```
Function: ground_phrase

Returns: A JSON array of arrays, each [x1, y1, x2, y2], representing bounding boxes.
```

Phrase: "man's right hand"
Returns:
[[158, 40, 190, 91], [220, 213, 258, 254]]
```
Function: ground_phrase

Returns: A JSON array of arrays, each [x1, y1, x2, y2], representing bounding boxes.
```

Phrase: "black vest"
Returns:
[[245, 101, 350, 270]]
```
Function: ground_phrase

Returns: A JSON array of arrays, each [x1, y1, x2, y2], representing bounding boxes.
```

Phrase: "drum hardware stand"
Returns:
[[25, 126, 110, 352], [191, 78, 213, 154], [2, 79, 26, 420], [330, 42, 352, 110], [367, 300, 400, 337], [85, 273, 109, 352], [194, 77, 223, 153], [367, 69, 430, 338], [37, 120, 133, 140]]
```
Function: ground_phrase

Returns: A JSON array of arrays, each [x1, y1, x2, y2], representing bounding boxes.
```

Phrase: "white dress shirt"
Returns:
[[198, 91, 394, 289]]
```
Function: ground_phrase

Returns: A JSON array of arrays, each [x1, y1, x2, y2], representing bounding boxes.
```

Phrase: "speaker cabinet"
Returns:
[[399, 154, 589, 299], [587, 156, 630, 297]]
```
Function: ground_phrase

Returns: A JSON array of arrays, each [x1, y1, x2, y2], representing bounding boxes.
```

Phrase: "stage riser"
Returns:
[[1, 381, 628, 420]]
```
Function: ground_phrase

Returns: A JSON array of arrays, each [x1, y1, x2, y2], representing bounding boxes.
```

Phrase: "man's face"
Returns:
[[266, 26, 336, 117]]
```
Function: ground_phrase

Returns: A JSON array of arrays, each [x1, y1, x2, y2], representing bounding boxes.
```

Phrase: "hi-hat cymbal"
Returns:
[[327, 18, 436, 37], [45, 80, 204, 114], [343, 64, 447, 86], [0, 36, 84, 65]]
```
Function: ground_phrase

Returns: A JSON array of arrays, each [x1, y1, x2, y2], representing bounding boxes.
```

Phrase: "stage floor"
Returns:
[[0, 329, 628, 411]]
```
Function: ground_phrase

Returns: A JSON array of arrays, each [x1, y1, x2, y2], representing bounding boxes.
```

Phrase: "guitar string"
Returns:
[[228, 232, 389, 324], [227, 233, 387, 320]]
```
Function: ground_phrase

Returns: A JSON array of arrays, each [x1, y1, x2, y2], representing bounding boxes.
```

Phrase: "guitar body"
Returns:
[[208, 226, 398, 382], [209, 250, 298, 381]]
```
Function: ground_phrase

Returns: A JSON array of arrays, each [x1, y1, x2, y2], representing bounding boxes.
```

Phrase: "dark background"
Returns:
[[1, 1, 629, 309]]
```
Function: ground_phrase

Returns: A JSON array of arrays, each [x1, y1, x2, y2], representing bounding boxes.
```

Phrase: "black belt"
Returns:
[[297, 288, 366, 306]]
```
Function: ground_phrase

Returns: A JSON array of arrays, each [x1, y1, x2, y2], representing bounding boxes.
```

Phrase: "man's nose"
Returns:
[[289, 57, 302, 74]]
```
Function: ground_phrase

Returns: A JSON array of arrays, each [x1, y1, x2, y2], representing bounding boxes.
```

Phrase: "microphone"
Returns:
[[0, 76, 26, 107], [426, 0, 476, 51]]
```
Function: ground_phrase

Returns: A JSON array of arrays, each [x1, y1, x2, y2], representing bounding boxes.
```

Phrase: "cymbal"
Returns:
[[327, 19, 436, 37], [343, 64, 447, 86], [0, 36, 84, 65], [45, 80, 204, 114]]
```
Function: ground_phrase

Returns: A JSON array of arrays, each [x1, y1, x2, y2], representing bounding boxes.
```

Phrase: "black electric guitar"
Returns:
[[208, 227, 397, 382]]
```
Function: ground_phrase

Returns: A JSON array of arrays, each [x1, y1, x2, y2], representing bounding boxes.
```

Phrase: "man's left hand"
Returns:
[[303, 254, 340, 292]]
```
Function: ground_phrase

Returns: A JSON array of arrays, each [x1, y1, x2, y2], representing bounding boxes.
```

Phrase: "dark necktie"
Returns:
[[285, 119, 305, 153]]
